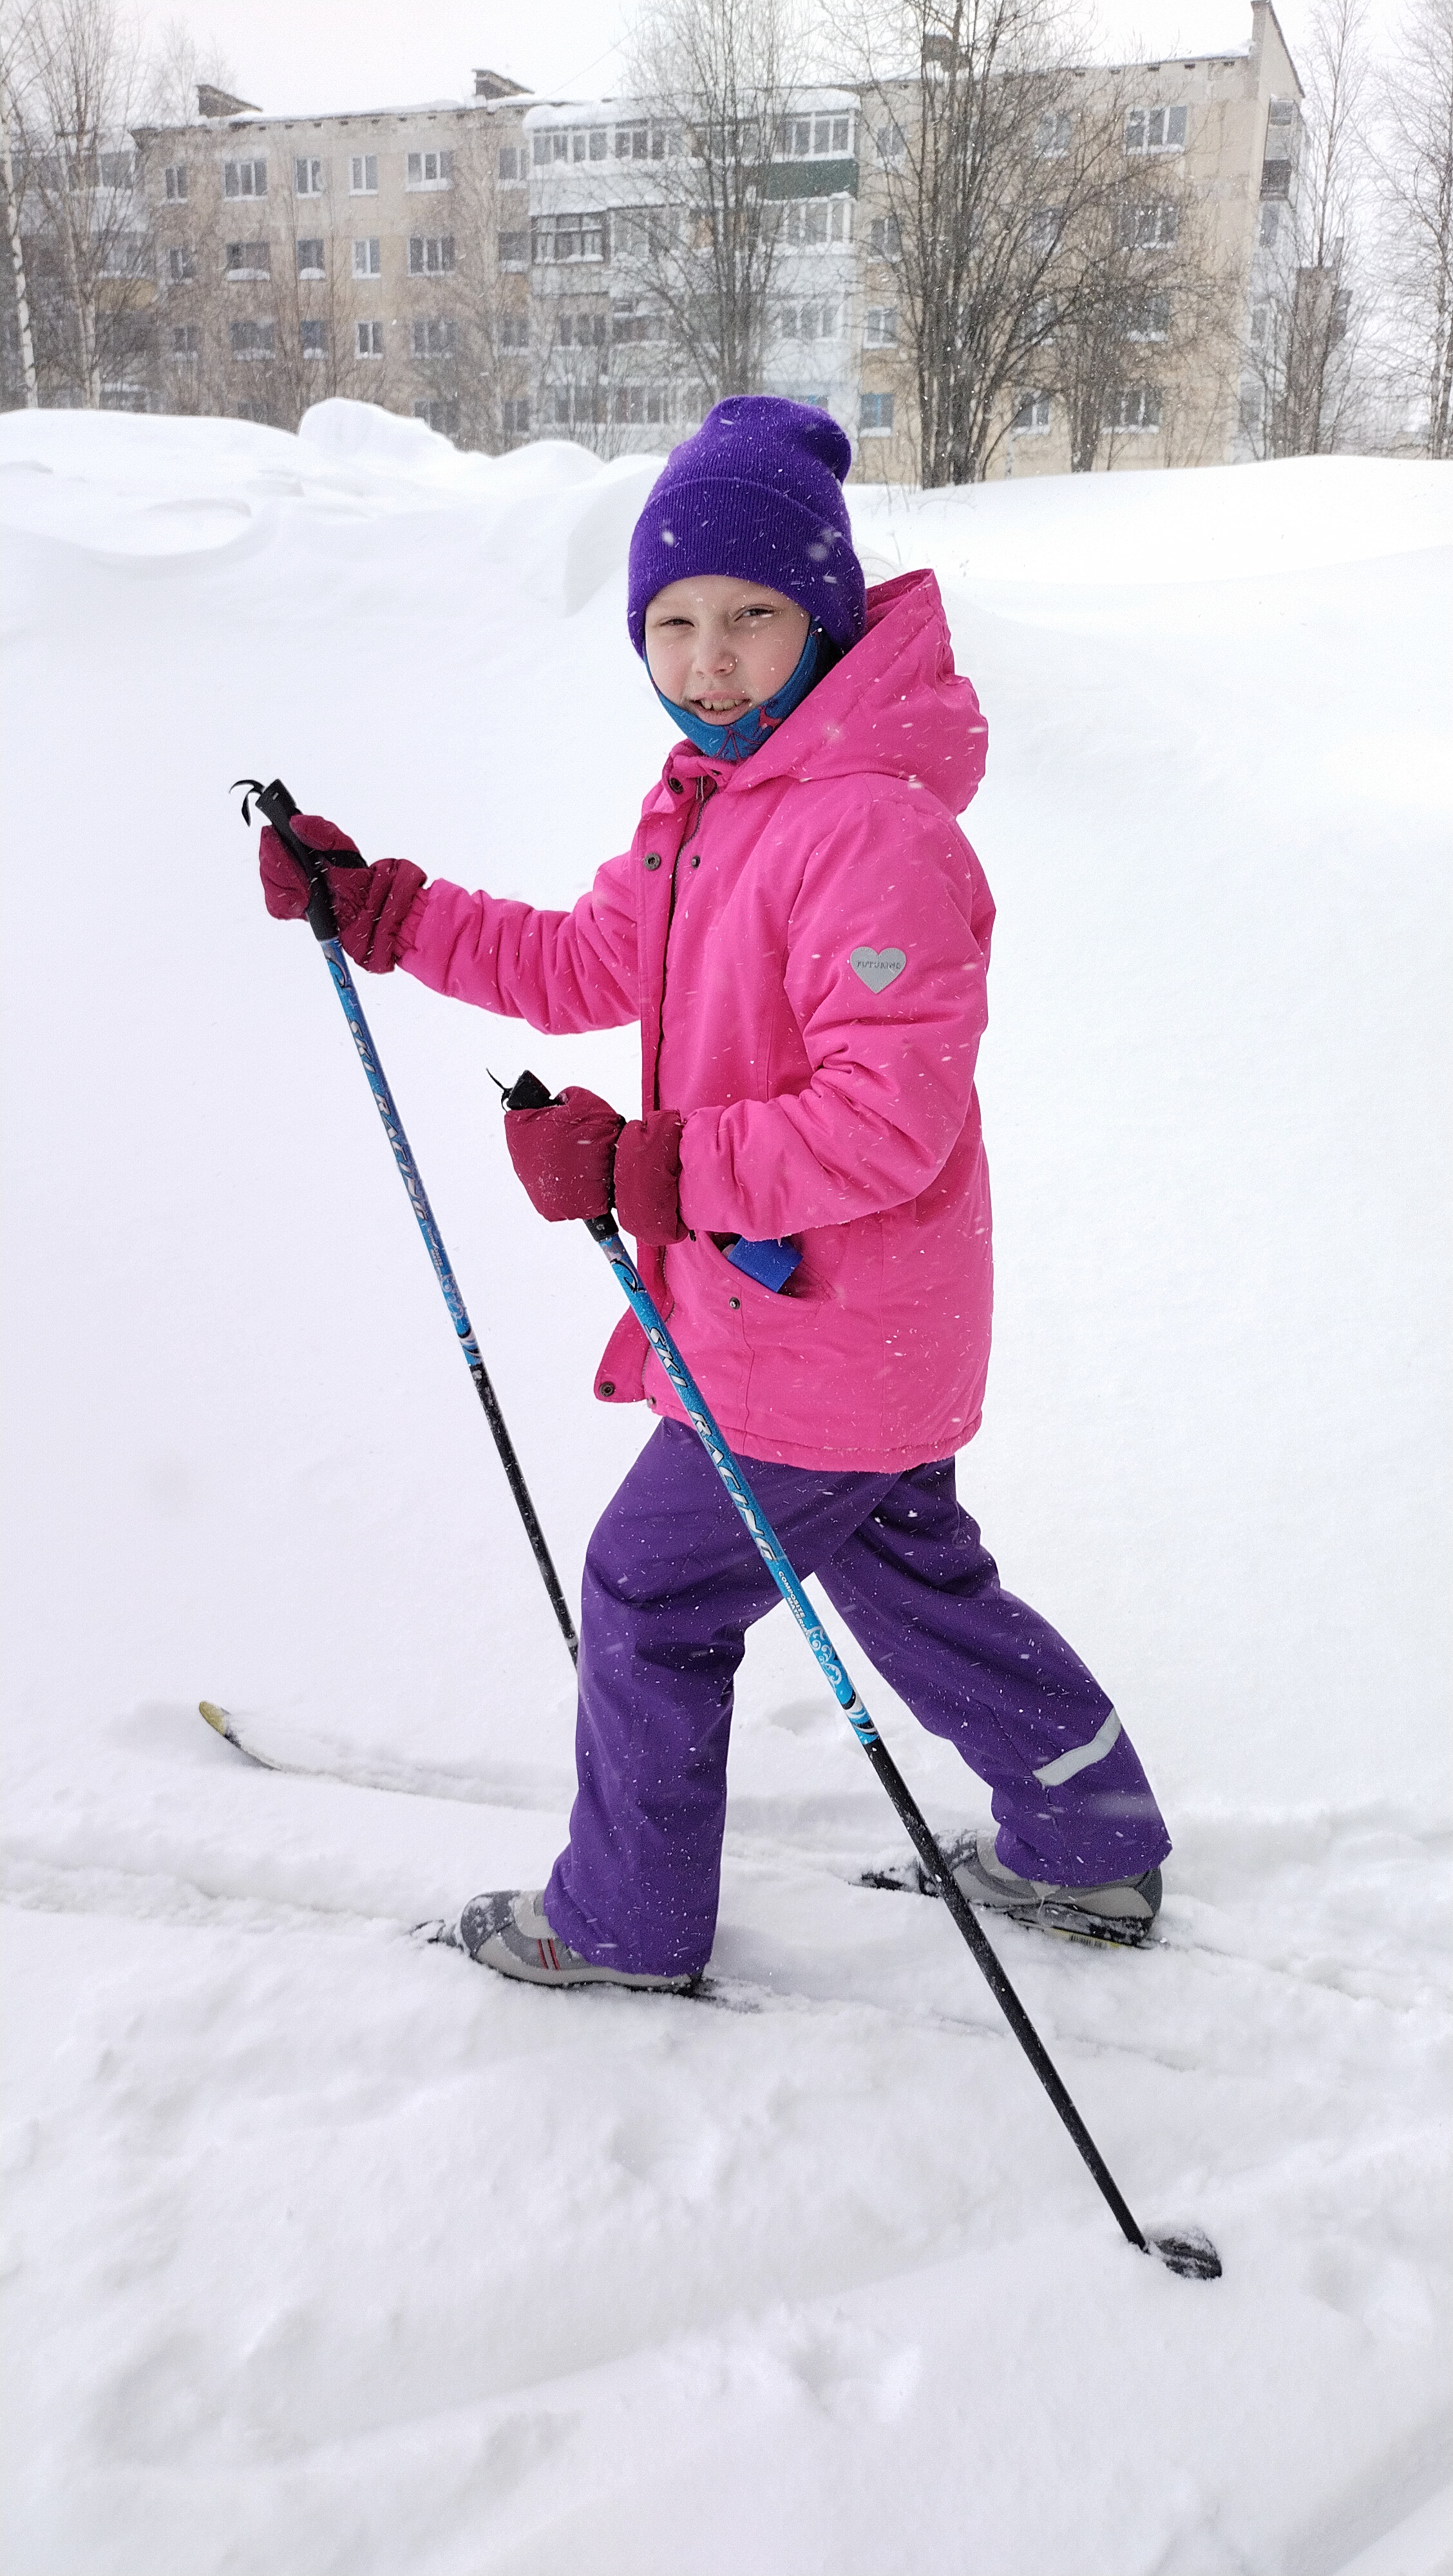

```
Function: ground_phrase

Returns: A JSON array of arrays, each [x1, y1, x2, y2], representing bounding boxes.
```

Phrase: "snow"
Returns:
[[2, 399, 1450, 2574]]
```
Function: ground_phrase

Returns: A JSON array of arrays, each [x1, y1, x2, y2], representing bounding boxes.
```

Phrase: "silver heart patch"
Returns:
[[850, 945, 907, 994]]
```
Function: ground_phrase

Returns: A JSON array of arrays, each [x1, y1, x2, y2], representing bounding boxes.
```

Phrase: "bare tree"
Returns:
[[446, 125, 532, 452], [851, 0, 1132, 484], [7, 0, 155, 406], [1246, 0, 1370, 455], [1049, 93, 1239, 471], [0, 26, 38, 402], [625, 0, 809, 408], [1373, 0, 1453, 454]]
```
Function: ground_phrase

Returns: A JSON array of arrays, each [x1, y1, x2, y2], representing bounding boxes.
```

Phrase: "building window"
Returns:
[[1267, 96, 1296, 125], [223, 158, 267, 198], [406, 149, 453, 189], [774, 112, 853, 158], [100, 232, 147, 277], [557, 310, 607, 346], [601, 118, 676, 160], [1260, 156, 1291, 198], [532, 213, 606, 263], [1105, 382, 1162, 430], [781, 299, 839, 339], [502, 396, 530, 435], [297, 238, 325, 278], [167, 244, 196, 282], [295, 156, 325, 196], [1125, 105, 1188, 152], [1029, 204, 1063, 251], [859, 390, 895, 435], [547, 124, 613, 162], [498, 144, 526, 180], [553, 385, 607, 424], [164, 164, 187, 201], [408, 234, 456, 274], [99, 151, 136, 189], [612, 300, 661, 343], [1011, 389, 1052, 430], [498, 229, 529, 269], [171, 325, 201, 359], [413, 316, 458, 355], [1258, 202, 1281, 245], [876, 120, 906, 165], [230, 319, 275, 359], [613, 384, 672, 424], [612, 207, 679, 259], [350, 155, 377, 194], [1124, 292, 1170, 339], [499, 314, 529, 348], [301, 319, 328, 359], [225, 240, 271, 279], [1036, 110, 1072, 156], [352, 237, 381, 278], [356, 319, 384, 357], [869, 214, 902, 260], [863, 303, 898, 347], [1119, 198, 1179, 248], [783, 197, 852, 247], [414, 397, 459, 434], [236, 399, 272, 423]]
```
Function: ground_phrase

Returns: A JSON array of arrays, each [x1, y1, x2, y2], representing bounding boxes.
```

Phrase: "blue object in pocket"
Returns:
[[725, 1236, 802, 1294]]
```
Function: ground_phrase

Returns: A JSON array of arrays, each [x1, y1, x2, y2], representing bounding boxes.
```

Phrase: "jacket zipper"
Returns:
[[654, 773, 712, 1109]]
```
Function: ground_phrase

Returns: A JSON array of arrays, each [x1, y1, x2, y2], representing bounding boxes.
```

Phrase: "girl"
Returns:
[[260, 398, 1170, 1991]]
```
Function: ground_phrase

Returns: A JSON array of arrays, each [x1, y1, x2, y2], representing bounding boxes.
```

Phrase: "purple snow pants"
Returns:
[[544, 1421, 1170, 1978]]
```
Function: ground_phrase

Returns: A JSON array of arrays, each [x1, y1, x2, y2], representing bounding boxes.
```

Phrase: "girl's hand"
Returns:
[[258, 814, 427, 974], [506, 1094, 685, 1242]]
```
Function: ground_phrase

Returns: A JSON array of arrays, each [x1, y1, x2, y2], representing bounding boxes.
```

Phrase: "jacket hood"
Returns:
[[653, 568, 987, 820]]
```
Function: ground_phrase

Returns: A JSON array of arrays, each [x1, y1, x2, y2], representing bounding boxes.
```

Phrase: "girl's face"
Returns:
[[643, 576, 811, 721]]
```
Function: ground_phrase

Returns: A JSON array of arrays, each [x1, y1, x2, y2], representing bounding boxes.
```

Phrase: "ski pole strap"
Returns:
[[233, 773, 364, 944]]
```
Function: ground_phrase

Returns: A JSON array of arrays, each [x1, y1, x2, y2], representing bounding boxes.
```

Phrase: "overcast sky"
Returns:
[[166, 0, 1391, 124]]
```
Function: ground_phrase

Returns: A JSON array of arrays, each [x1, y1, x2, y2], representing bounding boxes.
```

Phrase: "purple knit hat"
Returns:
[[627, 396, 865, 655]]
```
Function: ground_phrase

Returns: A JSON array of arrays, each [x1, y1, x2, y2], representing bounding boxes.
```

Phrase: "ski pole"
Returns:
[[502, 1071, 1219, 2281], [234, 780, 580, 1666]]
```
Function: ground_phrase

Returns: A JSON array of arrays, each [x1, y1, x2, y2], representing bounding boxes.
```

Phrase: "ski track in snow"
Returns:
[[3, 404, 1452, 2575]]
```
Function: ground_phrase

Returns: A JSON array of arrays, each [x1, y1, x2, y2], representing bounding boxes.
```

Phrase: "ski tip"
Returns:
[[1148, 2227, 1222, 2282], [198, 1699, 237, 1741]]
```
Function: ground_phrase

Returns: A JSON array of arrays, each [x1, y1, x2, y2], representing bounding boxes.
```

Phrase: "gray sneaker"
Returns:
[[450, 1889, 699, 1993], [938, 1831, 1162, 1946]]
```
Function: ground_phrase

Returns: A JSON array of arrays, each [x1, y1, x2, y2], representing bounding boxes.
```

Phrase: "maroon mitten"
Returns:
[[258, 813, 361, 917], [258, 815, 426, 974], [614, 1111, 687, 1244], [505, 1088, 624, 1222]]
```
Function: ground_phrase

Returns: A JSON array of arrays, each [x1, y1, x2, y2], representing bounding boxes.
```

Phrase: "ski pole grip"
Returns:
[[237, 773, 365, 945], [502, 1070, 558, 1112]]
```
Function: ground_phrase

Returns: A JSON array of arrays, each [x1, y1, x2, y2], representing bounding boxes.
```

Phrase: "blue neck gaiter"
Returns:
[[654, 625, 830, 764]]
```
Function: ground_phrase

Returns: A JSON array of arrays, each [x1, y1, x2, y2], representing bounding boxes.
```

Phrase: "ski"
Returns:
[[196, 1701, 555, 1808]]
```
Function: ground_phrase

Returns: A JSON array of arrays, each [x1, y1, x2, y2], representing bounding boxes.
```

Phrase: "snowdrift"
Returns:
[[2, 400, 1450, 2575]]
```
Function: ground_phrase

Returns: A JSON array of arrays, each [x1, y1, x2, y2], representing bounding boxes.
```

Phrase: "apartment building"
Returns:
[[5, 1, 1304, 480], [524, 89, 863, 451], [137, 70, 533, 444], [852, 0, 1305, 480]]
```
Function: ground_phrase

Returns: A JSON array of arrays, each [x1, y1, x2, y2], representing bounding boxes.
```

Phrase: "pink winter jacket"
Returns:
[[401, 567, 996, 1472]]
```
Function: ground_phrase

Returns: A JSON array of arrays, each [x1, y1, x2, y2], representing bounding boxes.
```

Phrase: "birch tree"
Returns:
[[1374, 0, 1453, 453]]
